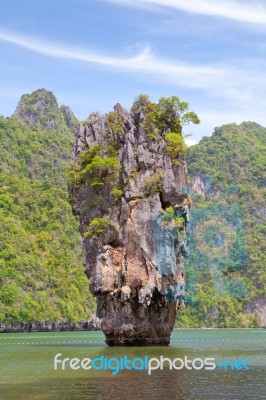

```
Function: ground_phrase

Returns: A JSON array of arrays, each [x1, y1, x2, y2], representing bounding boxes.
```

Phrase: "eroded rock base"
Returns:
[[98, 294, 177, 346]]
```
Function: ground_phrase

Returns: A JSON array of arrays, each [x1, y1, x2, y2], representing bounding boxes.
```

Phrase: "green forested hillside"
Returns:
[[176, 122, 266, 327], [1, 90, 265, 330], [0, 90, 95, 328]]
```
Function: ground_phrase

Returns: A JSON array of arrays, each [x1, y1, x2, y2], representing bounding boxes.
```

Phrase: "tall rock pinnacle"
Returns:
[[68, 95, 198, 345]]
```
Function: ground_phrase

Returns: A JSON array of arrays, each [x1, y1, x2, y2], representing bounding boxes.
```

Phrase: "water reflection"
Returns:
[[1, 367, 265, 400], [0, 329, 265, 400]]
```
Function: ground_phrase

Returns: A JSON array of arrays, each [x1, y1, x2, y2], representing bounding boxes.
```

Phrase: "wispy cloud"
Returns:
[[0, 31, 150, 68], [0, 30, 259, 96], [101, 0, 266, 24]]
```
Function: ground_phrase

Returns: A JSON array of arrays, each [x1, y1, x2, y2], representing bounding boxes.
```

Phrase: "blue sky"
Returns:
[[1, 0, 266, 143]]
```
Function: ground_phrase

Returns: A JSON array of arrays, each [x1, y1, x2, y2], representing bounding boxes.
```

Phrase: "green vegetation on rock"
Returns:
[[67, 142, 122, 206], [0, 90, 95, 326], [15, 89, 71, 133], [105, 111, 124, 135], [143, 172, 164, 196], [84, 217, 111, 238], [165, 132, 186, 165], [131, 94, 200, 143]]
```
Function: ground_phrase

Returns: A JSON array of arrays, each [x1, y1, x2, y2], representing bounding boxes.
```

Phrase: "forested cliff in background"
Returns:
[[0, 89, 95, 330], [176, 122, 266, 328], [0, 89, 265, 330]]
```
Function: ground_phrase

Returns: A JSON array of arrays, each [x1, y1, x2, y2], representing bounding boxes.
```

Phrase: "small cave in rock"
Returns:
[[108, 239, 121, 248], [159, 192, 172, 210]]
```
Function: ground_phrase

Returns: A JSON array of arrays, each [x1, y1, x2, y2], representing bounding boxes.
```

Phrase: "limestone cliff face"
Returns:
[[69, 101, 190, 345]]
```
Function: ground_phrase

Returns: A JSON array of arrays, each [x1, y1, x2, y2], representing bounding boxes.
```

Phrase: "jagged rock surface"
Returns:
[[70, 104, 189, 345]]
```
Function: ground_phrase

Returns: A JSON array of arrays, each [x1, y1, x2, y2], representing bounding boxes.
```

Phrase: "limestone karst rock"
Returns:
[[69, 97, 194, 345], [14, 88, 75, 133]]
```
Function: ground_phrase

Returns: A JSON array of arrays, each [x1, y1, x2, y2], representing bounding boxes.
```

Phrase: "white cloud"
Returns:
[[0, 30, 260, 96], [1, 31, 265, 139], [101, 0, 266, 24], [0, 31, 150, 68], [184, 138, 198, 147]]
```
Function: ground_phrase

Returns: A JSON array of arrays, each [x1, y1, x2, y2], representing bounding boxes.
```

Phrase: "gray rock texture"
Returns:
[[245, 297, 266, 328], [69, 102, 190, 345]]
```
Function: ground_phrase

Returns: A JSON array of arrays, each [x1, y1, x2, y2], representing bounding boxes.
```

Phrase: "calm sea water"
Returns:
[[0, 329, 265, 400]]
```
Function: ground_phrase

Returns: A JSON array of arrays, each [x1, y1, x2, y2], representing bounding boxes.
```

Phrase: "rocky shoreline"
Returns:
[[0, 315, 101, 333]]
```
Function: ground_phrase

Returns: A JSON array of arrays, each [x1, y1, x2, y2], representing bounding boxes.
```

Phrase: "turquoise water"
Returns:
[[0, 329, 265, 400]]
